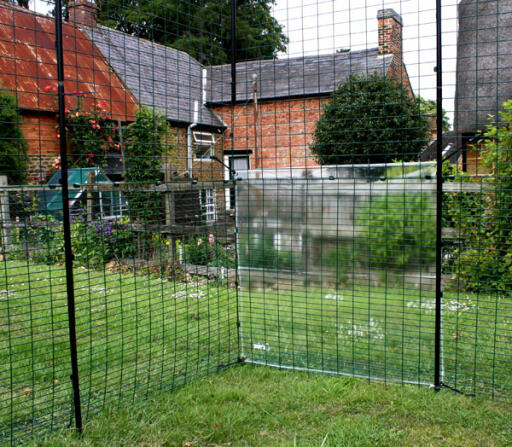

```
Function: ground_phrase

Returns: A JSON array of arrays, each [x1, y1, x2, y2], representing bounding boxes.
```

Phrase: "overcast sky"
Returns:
[[271, 0, 459, 122], [32, 0, 458, 123]]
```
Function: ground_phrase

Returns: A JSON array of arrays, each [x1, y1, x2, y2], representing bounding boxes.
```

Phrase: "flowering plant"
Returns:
[[64, 102, 121, 168]]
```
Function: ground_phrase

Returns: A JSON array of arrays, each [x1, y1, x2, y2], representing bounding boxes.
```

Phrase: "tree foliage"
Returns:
[[97, 0, 288, 65], [416, 95, 451, 132], [0, 90, 28, 184], [6, 0, 29, 8], [310, 74, 431, 165], [450, 100, 512, 293]]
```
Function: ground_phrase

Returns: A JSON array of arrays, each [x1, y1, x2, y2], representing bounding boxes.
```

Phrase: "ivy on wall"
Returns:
[[0, 89, 28, 184]]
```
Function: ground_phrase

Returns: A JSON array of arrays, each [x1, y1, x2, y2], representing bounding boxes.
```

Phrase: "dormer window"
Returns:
[[193, 131, 215, 160]]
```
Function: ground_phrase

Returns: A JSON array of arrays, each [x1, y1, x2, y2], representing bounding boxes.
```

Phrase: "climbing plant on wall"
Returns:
[[0, 89, 28, 184]]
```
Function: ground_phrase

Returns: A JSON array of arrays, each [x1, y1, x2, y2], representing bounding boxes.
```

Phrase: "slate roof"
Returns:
[[84, 25, 224, 128], [420, 131, 460, 163], [455, 0, 512, 133], [207, 48, 393, 103], [0, 3, 137, 120]]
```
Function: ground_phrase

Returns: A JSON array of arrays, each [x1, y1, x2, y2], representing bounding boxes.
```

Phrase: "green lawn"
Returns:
[[1, 261, 511, 445], [31, 365, 512, 447], [0, 261, 239, 444], [239, 274, 512, 398]]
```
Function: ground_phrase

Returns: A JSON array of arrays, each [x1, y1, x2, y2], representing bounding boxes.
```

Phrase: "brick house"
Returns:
[[0, 1, 137, 180], [2, 2, 413, 216], [207, 9, 412, 174], [76, 2, 228, 222]]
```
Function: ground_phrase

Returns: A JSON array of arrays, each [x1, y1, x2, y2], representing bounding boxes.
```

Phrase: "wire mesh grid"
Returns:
[[0, 0, 512, 444]]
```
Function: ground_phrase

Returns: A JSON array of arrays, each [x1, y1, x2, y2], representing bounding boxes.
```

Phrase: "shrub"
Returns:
[[310, 74, 430, 165], [355, 192, 436, 270], [12, 214, 140, 268], [450, 99, 512, 293], [124, 107, 168, 222], [238, 233, 301, 271], [322, 243, 353, 284], [180, 235, 236, 269], [0, 90, 28, 184], [65, 102, 118, 168]]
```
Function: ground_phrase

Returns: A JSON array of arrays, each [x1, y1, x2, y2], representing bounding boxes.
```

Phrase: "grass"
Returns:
[[1, 260, 511, 444], [240, 277, 512, 398], [31, 365, 512, 447], [0, 261, 239, 444]]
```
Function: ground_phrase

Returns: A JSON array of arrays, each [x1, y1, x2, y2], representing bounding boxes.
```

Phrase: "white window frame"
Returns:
[[200, 189, 216, 223], [193, 131, 215, 161]]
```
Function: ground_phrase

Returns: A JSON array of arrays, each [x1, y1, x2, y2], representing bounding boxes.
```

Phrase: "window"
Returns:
[[193, 131, 215, 160], [228, 155, 250, 209], [200, 189, 216, 223]]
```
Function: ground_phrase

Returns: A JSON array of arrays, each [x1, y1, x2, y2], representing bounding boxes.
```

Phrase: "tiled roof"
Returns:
[[0, 3, 137, 121], [85, 25, 225, 128], [207, 48, 393, 103]]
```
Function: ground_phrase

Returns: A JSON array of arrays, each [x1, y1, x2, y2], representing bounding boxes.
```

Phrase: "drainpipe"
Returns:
[[252, 73, 259, 169], [202, 68, 207, 105], [187, 100, 199, 178]]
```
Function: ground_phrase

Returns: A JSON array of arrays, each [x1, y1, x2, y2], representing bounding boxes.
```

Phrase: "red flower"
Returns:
[[88, 153, 94, 158], [51, 86, 57, 92], [43, 85, 52, 93], [89, 119, 95, 124], [100, 101, 107, 108], [64, 109, 70, 115]]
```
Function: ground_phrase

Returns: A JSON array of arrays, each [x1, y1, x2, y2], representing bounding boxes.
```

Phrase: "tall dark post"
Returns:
[[231, 0, 236, 107], [434, 0, 443, 392], [230, 0, 244, 362], [54, 0, 83, 430]]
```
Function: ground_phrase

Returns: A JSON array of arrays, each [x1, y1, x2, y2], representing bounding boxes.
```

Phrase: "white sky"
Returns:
[[272, 0, 459, 123], [32, 0, 458, 124]]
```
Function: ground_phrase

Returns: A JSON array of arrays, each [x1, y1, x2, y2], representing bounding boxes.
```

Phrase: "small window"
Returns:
[[193, 131, 215, 160], [200, 189, 216, 223]]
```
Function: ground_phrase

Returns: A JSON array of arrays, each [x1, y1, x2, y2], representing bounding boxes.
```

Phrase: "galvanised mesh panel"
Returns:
[[1, 0, 512, 444], [236, 164, 437, 385]]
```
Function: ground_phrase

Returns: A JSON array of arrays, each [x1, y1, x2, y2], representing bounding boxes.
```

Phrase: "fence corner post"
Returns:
[[0, 175, 11, 256]]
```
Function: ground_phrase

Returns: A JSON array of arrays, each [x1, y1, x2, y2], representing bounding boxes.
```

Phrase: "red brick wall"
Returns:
[[214, 97, 329, 169], [378, 16, 402, 58], [213, 55, 412, 170], [20, 112, 60, 181]]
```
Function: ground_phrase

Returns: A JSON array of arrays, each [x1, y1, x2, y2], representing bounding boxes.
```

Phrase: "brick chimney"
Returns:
[[68, 0, 98, 27], [377, 9, 403, 57]]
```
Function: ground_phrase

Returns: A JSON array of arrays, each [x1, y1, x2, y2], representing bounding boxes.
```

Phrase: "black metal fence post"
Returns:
[[54, 0, 83, 431], [230, 0, 244, 363], [434, 0, 443, 392]]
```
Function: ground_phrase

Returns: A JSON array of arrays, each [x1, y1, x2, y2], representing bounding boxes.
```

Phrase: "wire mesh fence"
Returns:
[[1, 0, 512, 444]]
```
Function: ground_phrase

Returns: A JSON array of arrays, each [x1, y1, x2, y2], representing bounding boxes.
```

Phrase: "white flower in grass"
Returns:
[[324, 293, 343, 301]]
